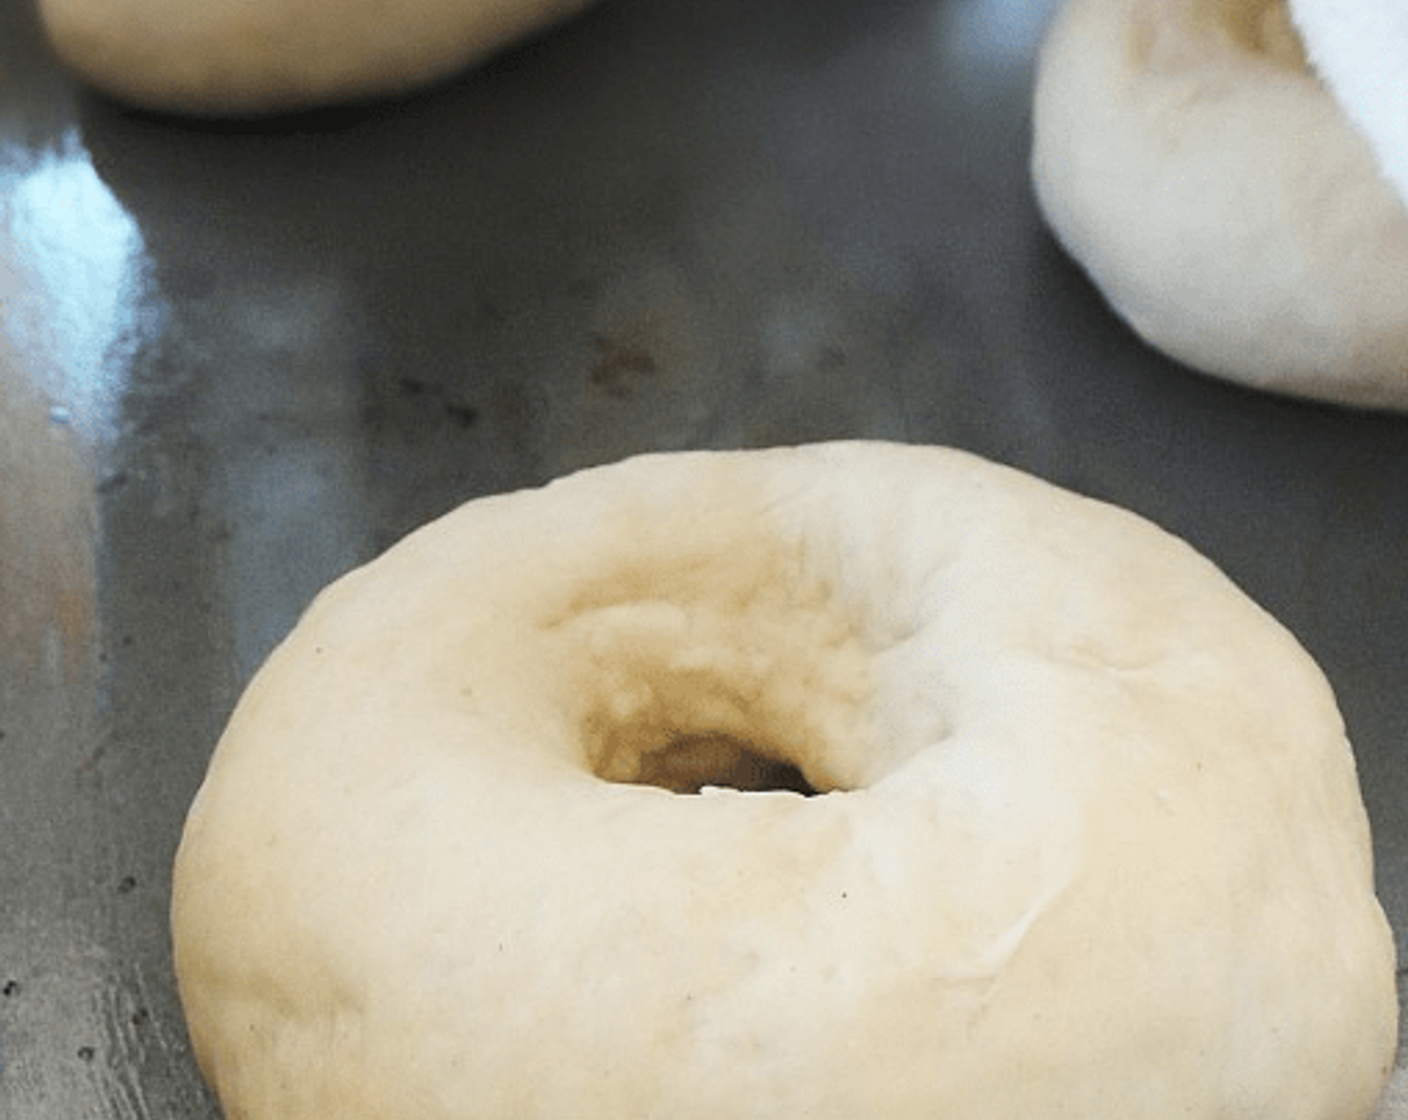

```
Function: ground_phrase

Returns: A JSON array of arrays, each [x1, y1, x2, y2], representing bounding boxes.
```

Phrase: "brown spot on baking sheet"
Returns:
[[443, 402, 479, 429], [590, 333, 658, 398], [395, 376, 479, 429]]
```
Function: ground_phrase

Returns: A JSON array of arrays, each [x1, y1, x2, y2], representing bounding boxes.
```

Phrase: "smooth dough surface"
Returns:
[[1031, 0, 1408, 409], [173, 441, 1396, 1120], [1289, 0, 1408, 209], [37, 0, 600, 114]]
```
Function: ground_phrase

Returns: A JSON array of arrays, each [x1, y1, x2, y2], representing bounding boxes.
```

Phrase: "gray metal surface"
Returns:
[[2, 0, 1406, 1115]]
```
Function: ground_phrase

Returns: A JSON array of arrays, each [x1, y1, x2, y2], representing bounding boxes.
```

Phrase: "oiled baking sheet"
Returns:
[[2, 0, 1406, 1115]]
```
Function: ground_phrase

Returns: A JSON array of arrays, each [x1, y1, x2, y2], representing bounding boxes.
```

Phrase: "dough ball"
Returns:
[[38, 0, 601, 114], [1031, 0, 1408, 408]]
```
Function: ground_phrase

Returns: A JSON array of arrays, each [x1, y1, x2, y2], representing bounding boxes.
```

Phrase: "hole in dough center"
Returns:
[[632, 732, 820, 796], [555, 545, 876, 796]]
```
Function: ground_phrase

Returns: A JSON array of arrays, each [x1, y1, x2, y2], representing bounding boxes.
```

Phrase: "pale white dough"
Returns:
[[37, 0, 600, 114], [1288, 0, 1408, 210], [172, 441, 1396, 1120], [1031, 0, 1408, 408]]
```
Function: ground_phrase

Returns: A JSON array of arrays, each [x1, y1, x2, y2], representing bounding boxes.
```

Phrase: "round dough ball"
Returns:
[[37, 0, 600, 114], [1031, 0, 1408, 409], [172, 442, 1397, 1120]]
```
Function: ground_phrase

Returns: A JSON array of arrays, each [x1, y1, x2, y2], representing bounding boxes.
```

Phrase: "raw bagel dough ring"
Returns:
[[172, 441, 1396, 1120], [37, 0, 599, 115], [1031, 0, 1408, 409]]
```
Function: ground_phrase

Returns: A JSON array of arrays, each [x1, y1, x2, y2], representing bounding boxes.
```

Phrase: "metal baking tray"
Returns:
[[2, 0, 1405, 1114]]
